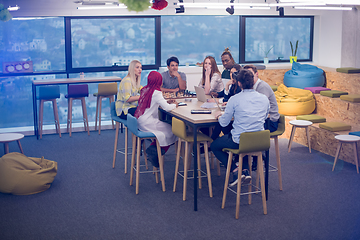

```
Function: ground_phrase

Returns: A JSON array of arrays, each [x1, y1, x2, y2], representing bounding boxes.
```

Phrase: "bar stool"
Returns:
[[127, 114, 165, 194], [222, 130, 270, 219], [288, 120, 312, 153], [111, 102, 130, 173], [38, 86, 61, 139], [332, 134, 360, 174], [65, 84, 90, 137], [93, 82, 118, 134], [172, 117, 213, 201]]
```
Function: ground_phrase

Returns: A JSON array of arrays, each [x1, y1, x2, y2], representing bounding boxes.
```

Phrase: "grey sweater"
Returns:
[[254, 79, 280, 122]]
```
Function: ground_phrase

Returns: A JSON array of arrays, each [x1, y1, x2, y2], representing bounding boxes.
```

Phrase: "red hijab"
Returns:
[[134, 71, 162, 119]]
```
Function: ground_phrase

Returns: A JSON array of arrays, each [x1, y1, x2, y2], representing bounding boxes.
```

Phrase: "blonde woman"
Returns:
[[199, 56, 223, 94], [116, 60, 143, 119]]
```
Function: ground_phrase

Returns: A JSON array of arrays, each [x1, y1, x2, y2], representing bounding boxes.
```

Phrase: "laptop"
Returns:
[[194, 86, 207, 102], [211, 94, 226, 111]]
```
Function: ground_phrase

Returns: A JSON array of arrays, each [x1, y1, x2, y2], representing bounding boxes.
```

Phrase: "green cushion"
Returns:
[[223, 130, 270, 154], [296, 114, 326, 123], [270, 85, 278, 92], [336, 67, 360, 74], [319, 122, 351, 132], [320, 90, 348, 98], [340, 94, 360, 103]]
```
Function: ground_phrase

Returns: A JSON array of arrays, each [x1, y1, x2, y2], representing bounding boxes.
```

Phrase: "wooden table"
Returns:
[[0, 133, 24, 154], [161, 98, 270, 211], [32, 76, 122, 139]]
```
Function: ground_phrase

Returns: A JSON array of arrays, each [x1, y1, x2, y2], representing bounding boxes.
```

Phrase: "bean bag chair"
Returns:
[[283, 62, 325, 89], [275, 84, 315, 116], [0, 153, 57, 195]]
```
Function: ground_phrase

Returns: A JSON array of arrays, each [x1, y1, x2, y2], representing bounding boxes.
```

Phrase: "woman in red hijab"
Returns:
[[134, 71, 178, 168]]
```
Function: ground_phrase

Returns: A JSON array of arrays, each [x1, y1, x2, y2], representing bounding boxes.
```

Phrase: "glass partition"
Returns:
[[161, 15, 240, 66], [243, 16, 313, 63]]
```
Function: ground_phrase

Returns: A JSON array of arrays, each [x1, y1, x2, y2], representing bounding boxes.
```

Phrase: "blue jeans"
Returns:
[[210, 133, 239, 172]]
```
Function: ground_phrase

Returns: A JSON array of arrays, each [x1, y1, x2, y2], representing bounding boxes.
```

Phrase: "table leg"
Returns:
[[4, 143, 9, 154], [32, 83, 39, 139], [193, 127, 198, 211], [17, 140, 24, 154]]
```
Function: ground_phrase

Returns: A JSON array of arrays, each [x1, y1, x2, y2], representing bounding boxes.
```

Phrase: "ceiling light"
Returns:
[[8, 5, 20, 11], [226, 0, 234, 15], [176, 0, 185, 13], [77, 4, 126, 10], [294, 6, 353, 10]]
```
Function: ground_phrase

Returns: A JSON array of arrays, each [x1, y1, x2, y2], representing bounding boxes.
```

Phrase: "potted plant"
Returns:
[[263, 46, 273, 64], [290, 40, 299, 63]]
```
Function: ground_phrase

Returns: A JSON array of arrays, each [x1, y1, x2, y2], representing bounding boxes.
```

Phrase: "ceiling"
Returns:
[[2, 0, 359, 17]]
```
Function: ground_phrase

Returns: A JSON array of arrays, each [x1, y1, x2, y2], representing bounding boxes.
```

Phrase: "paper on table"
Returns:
[[200, 102, 217, 109]]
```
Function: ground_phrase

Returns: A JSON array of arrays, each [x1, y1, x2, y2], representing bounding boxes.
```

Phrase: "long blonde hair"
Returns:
[[126, 60, 141, 89]]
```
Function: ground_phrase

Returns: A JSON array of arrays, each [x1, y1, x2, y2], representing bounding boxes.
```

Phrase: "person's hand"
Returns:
[[210, 92, 218, 98], [225, 80, 232, 91], [207, 98, 215, 103], [214, 111, 222, 120], [171, 71, 180, 78], [205, 66, 211, 76], [167, 99, 177, 104], [221, 102, 227, 106]]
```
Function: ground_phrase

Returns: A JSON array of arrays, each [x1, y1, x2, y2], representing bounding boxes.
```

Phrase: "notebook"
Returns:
[[194, 86, 207, 102]]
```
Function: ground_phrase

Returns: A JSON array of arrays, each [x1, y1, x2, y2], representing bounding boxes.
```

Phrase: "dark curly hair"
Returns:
[[235, 69, 254, 89]]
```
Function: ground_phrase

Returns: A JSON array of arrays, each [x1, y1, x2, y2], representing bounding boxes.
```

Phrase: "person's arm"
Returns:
[[160, 87, 179, 93], [154, 90, 177, 112], [118, 79, 139, 103], [176, 72, 186, 90], [218, 97, 234, 127], [204, 67, 211, 94], [209, 73, 223, 94]]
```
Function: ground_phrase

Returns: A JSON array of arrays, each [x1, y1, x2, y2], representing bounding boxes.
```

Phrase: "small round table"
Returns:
[[288, 120, 313, 153], [0, 133, 24, 155], [332, 134, 360, 174]]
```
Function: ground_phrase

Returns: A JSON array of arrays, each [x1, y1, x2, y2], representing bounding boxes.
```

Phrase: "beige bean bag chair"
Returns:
[[275, 84, 315, 116], [0, 153, 57, 195]]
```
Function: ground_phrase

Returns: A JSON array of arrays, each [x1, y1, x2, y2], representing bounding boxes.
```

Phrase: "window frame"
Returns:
[[239, 15, 314, 64]]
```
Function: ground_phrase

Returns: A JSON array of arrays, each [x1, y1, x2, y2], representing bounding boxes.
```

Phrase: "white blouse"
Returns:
[[198, 72, 224, 93]]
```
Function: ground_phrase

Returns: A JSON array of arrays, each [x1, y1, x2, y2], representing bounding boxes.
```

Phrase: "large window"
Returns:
[[70, 17, 156, 69], [242, 16, 313, 63], [161, 16, 240, 66], [0, 17, 65, 73]]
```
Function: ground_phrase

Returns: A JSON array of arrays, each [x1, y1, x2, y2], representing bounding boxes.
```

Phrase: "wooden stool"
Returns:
[[65, 84, 90, 137], [332, 135, 360, 174], [288, 120, 312, 153], [93, 82, 118, 134], [172, 117, 213, 201], [0, 133, 24, 154], [222, 130, 270, 219], [38, 86, 61, 139]]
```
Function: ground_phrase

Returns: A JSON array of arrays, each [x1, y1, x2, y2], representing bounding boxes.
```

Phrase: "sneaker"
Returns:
[[242, 169, 251, 185], [229, 173, 245, 187]]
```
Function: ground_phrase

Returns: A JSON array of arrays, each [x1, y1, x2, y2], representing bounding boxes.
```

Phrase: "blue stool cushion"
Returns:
[[127, 114, 155, 138], [283, 62, 325, 89], [349, 131, 360, 137], [38, 86, 60, 99], [110, 102, 127, 125], [65, 84, 89, 98]]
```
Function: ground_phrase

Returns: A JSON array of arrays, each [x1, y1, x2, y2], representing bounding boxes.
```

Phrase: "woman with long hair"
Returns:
[[116, 60, 143, 119], [134, 71, 178, 168], [199, 56, 223, 95]]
